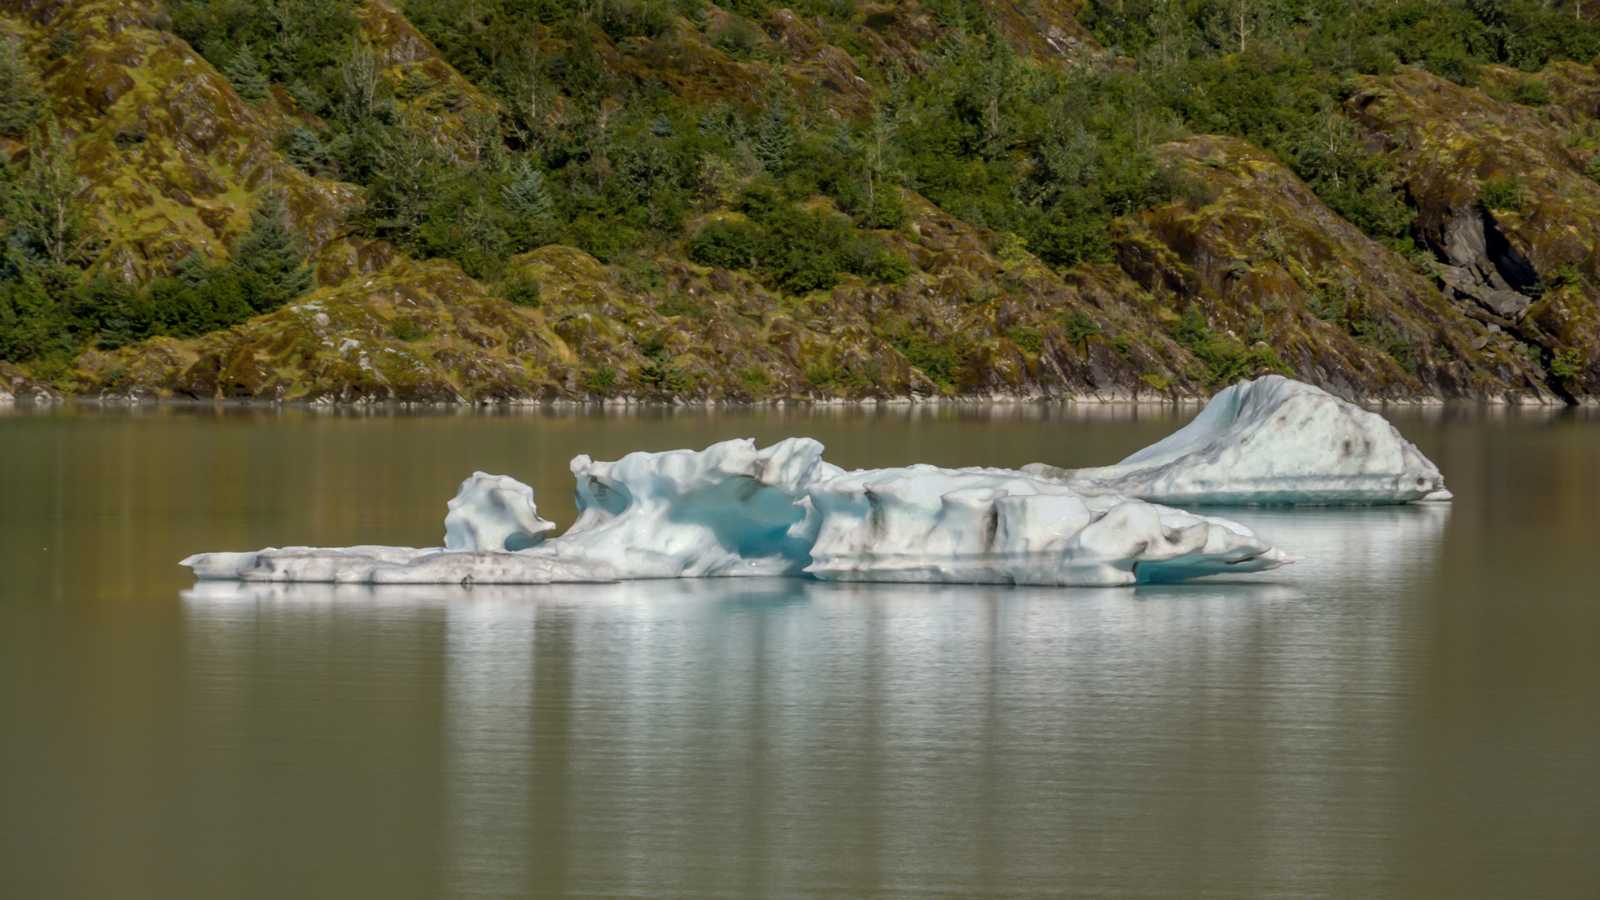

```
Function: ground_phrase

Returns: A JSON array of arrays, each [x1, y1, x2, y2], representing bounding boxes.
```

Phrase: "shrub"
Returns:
[[139, 261, 254, 338], [595, 0, 677, 40], [582, 365, 618, 394], [880, 325, 963, 390], [1006, 325, 1044, 355], [502, 274, 542, 307], [1584, 154, 1600, 185], [712, 17, 763, 59], [1169, 305, 1287, 386], [1550, 347, 1585, 382], [1478, 176, 1527, 213], [1547, 264, 1584, 291], [736, 365, 771, 395], [687, 219, 762, 269], [1063, 311, 1102, 352], [637, 348, 692, 394], [390, 317, 428, 341], [1510, 77, 1552, 107]]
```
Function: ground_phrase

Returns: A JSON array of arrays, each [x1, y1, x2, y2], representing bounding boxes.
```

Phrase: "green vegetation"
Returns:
[[1479, 175, 1528, 212], [1, 175, 315, 362], [1310, 278, 1417, 372], [1551, 347, 1585, 382], [688, 187, 908, 294], [1169, 305, 1288, 386], [879, 323, 964, 391], [0, 35, 45, 137], [5, 0, 1600, 400]]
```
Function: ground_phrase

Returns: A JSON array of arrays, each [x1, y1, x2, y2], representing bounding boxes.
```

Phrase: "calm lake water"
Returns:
[[2, 403, 1597, 898]]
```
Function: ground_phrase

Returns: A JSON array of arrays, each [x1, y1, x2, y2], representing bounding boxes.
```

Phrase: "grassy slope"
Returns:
[[2, 0, 1596, 402]]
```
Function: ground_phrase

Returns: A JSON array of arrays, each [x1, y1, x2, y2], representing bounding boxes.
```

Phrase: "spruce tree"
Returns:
[[232, 191, 312, 313], [0, 35, 44, 137], [223, 45, 269, 103], [502, 160, 554, 220], [5, 126, 94, 267], [501, 159, 554, 249], [753, 101, 793, 174]]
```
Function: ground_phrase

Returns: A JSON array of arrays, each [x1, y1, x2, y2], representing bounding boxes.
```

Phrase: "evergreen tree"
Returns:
[[753, 100, 794, 173], [501, 159, 555, 249], [502, 160, 554, 220], [4, 126, 95, 268], [0, 35, 45, 137], [0, 268, 72, 362], [232, 191, 312, 313], [362, 130, 446, 243], [223, 45, 269, 103], [420, 185, 512, 278]]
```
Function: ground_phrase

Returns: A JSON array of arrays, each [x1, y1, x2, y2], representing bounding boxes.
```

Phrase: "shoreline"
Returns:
[[4, 388, 1591, 410]]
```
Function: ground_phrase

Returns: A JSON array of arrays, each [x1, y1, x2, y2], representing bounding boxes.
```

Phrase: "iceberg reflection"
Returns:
[[178, 508, 1445, 897]]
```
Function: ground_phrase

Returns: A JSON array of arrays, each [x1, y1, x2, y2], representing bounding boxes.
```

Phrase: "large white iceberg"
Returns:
[[1024, 375, 1450, 505], [181, 377, 1459, 589], [183, 438, 1288, 588]]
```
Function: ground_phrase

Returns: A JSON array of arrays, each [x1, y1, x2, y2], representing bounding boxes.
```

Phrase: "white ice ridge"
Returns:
[[444, 472, 555, 551], [1024, 375, 1451, 505], [182, 438, 1289, 587]]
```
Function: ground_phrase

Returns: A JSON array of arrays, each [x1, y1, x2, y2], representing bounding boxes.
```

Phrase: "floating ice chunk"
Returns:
[[1025, 376, 1450, 505], [182, 438, 1290, 587], [805, 465, 1289, 586], [555, 437, 842, 578], [443, 471, 555, 551]]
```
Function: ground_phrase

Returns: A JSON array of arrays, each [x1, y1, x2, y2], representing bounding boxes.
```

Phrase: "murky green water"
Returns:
[[2, 403, 1597, 897]]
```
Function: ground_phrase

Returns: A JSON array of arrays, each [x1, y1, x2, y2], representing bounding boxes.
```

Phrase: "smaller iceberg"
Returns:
[[1024, 376, 1450, 505]]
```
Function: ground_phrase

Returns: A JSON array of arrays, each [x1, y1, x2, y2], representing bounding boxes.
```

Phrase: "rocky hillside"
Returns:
[[2, 0, 1598, 404]]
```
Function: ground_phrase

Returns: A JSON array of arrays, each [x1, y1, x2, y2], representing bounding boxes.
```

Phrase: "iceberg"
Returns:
[[183, 438, 1288, 588], [1024, 375, 1450, 505]]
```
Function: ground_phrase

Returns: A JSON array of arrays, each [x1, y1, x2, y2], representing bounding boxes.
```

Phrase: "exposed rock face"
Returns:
[[1348, 66, 1600, 398], [356, 0, 500, 163], [1115, 136, 1555, 402], [974, 0, 1099, 61], [0, 362, 60, 403]]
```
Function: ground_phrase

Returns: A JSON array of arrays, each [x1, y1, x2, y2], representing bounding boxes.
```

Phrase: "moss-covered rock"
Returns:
[[9, 0, 355, 279], [1348, 66, 1600, 398], [1114, 135, 1554, 401], [357, 0, 499, 162]]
